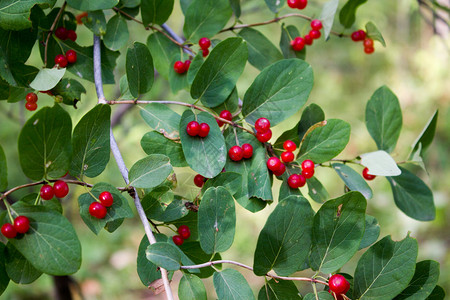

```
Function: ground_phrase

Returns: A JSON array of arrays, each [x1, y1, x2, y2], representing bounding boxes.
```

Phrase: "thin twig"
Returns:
[[44, 2, 67, 67]]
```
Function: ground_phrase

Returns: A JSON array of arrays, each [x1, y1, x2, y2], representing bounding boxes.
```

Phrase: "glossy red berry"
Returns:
[[229, 146, 244, 162], [26, 92, 38, 103], [291, 37, 305, 51], [67, 30, 77, 42], [363, 38, 374, 48], [219, 110, 233, 121], [255, 118, 270, 133], [267, 157, 282, 172], [311, 19, 323, 30], [329, 274, 350, 295], [14, 216, 30, 234], [53, 180, 69, 198], [99, 191, 114, 207], [186, 121, 200, 136], [202, 49, 209, 57], [364, 46, 375, 54], [174, 60, 186, 74], [241, 143, 253, 159], [283, 140, 296, 151], [287, 0, 298, 9], [301, 159, 315, 172], [288, 174, 306, 188], [281, 151, 294, 163], [296, 0, 307, 9], [66, 50, 77, 64], [351, 31, 361, 41], [172, 235, 184, 246], [302, 168, 314, 179], [256, 129, 272, 143], [54, 27, 68, 40], [1, 223, 17, 239], [25, 102, 37, 111], [184, 60, 191, 71], [357, 30, 366, 40], [273, 163, 286, 177], [362, 167, 376, 180], [54, 54, 68, 68], [40, 184, 54, 200], [89, 202, 107, 219], [198, 37, 211, 50], [198, 123, 210, 138], [304, 34, 313, 45], [194, 174, 205, 187], [178, 225, 191, 240], [310, 29, 321, 40]]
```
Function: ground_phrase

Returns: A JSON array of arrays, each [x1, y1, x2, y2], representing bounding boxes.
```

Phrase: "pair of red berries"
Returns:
[[267, 157, 287, 177], [25, 92, 38, 111], [198, 37, 211, 57], [291, 20, 322, 51], [255, 118, 272, 143], [287, 159, 315, 188], [217, 110, 233, 127], [89, 191, 114, 219], [40, 180, 69, 200], [54, 27, 77, 42], [172, 225, 191, 246], [287, 0, 308, 10], [281, 140, 297, 163], [186, 121, 210, 137], [328, 274, 350, 298], [54, 49, 77, 68], [362, 167, 376, 180], [194, 174, 206, 187], [1, 215, 30, 239], [174, 60, 191, 74], [228, 143, 253, 162], [351, 30, 375, 54]]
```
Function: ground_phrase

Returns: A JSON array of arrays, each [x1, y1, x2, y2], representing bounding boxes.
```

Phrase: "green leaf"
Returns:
[[264, 0, 284, 13], [0, 27, 37, 66], [191, 37, 247, 108], [128, 154, 173, 188], [279, 178, 303, 202], [180, 110, 227, 178], [141, 0, 174, 25], [243, 59, 313, 126], [365, 21, 386, 47], [83, 11, 107, 36], [297, 119, 351, 164], [304, 291, 334, 300], [257, 279, 301, 300], [229, 0, 241, 18], [187, 52, 204, 85], [307, 176, 329, 203], [0, 0, 55, 30], [51, 78, 86, 106], [140, 103, 181, 139], [147, 32, 179, 79], [179, 274, 207, 300], [4, 242, 42, 284], [279, 24, 306, 60], [141, 131, 187, 167], [253, 196, 314, 276], [143, 196, 188, 222], [353, 235, 418, 299], [29, 68, 65, 91], [426, 286, 446, 299], [359, 215, 380, 250], [409, 110, 438, 160], [0, 243, 9, 295], [394, 260, 440, 300], [126, 42, 154, 98], [20, 193, 62, 214], [70, 104, 111, 178], [320, 0, 340, 39], [339, 0, 367, 28], [179, 242, 222, 278], [332, 163, 373, 200], [202, 172, 242, 197], [360, 150, 401, 176], [310, 191, 366, 273], [8, 204, 81, 275], [213, 269, 255, 300], [365, 85, 402, 153], [137, 234, 170, 286], [104, 14, 129, 51], [198, 187, 236, 254], [238, 28, 283, 71], [18, 104, 72, 180], [0, 144, 7, 190], [146, 242, 181, 271], [180, 0, 193, 14], [387, 166, 435, 221], [211, 87, 239, 114], [66, 0, 118, 11]]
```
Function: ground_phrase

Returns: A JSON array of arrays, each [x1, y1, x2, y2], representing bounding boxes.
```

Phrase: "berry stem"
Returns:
[[2, 198, 14, 223], [44, 1, 67, 67]]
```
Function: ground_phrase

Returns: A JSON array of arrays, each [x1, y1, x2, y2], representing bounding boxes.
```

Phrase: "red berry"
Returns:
[[67, 30, 77, 42], [362, 167, 376, 180], [178, 225, 191, 240], [296, 0, 307, 9], [311, 19, 323, 30], [40, 184, 54, 200], [302, 168, 314, 179], [287, 0, 298, 9], [219, 110, 233, 121], [351, 31, 361, 42], [283, 140, 297, 151], [357, 30, 366, 40], [99, 191, 114, 207], [194, 174, 205, 187], [1, 223, 17, 239], [241, 143, 253, 159], [255, 118, 270, 133], [184, 60, 191, 71], [198, 123, 210, 138], [202, 49, 209, 57], [363, 38, 374, 48], [89, 202, 107, 219], [65, 50, 77, 64], [301, 159, 315, 172], [329, 274, 350, 295], [186, 121, 200, 136], [25, 102, 37, 111], [267, 157, 282, 172], [229, 146, 244, 162], [25, 92, 38, 103], [291, 37, 305, 51], [364, 47, 374, 54], [281, 151, 294, 163], [172, 235, 184, 246], [256, 129, 272, 143], [14, 216, 30, 234], [174, 61, 186, 74], [310, 29, 321, 40], [304, 34, 313, 45], [198, 37, 211, 50], [53, 180, 69, 198], [273, 163, 286, 177], [54, 54, 68, 68], [288, 174, 306, 188], [54, 27, 68, 40]]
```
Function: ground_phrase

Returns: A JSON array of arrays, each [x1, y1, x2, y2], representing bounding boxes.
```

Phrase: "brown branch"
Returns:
[[44, 2, 67, 67]]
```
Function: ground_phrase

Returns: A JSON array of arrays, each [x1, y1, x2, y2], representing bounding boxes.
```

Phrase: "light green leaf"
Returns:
[[365, 21, 386, 47], [320, 0, 339, 39], [4, 242, 42, 284], [146, 242, 181, 271], [257, 279, 301, 300], [141, 131, 187, 167], [66, 0, 118, 11], [0, 144, 7, 190], [128, 155, 173, 188], [264, 0, 284, 13], [332, 163, 373, 200], [359, 215, 380, 250], [104, 14, 129, 51], [29, 68, 65, 91], [360, 150, 401, 176], [179, 274, 207, 300], [126, 42, 154, 98], [147, 32, 179, 79], [0, 0, 55, 30], [394, 260, 440, 300], [140, 103, 181, 139], [409, 110, 438, 160], [214, 269, 255, 300], [141, 0, 174, 25], [339, 0, 367, 28]]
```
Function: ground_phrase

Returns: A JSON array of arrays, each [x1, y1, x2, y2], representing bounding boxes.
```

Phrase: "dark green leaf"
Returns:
[[304, 291, 334, 300], [307, 176, 329, 203], [229, 0, 241, 18], [66, 0, 118, 11], [70, 104, 111, 178], [394, 260, 440, 299], [179, 242, 222, 278], [146, 242, 181, 271], [339, 0, 367, 28], [253, 196, 314, 276], [360, 150, 401, 176], [51, 78, 86, 106], [409, 110, 438, 160], [264, 0, 284, 13], [257, 279, 301, 300], [18, 104, 72, 180], [141, 0, 174, 25], [187, 52, 204, 85], [279, 178, 303, 201], [353, 235, 418, 299], [202, 172, 242, 197], [211, 87, 239, 114], [387, 166, 435, 221], [178, 274, 207, 300], [141, 131, 187, 167], [310, 191, 366, 273], [0, 144, 7, 190], [143, 196, 188, 222], [0, 27, 37, 65], [140, 103, 181, 139], [4, 242, 42, 284], [83, 10, 107, 36], [20, 193, 62, 214], [128, 154, 173, 188], [29, 68, 66, 91], [147, 32, 179, 79], [0, 0, 55, 30], [0, 243, 9, 295], [213, 269, 255, 300], [332, 163, 373, 199], [137, 234, 170, 286], [320, 0, 339, 39], [359, 215, 380, 250], [365, 21, 386, 47], [279, 24, 306, 60], [126, 42, 154, 98], [104, 14, 129, 50], [119, 75, 133, 99], [180, 0, 193, 14], [426, 286, 446, 299]]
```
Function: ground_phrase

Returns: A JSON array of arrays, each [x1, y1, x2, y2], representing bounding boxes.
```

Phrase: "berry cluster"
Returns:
[[54, 49, 77, 68], [287, 159, 315, 189], [25, 92, 38, 111], [174, 60, 191, 74], [198, 37, 211, 57], [255, 118, 272, 143], [228, 143, 253, 162], [351, 30, 375, 54], [186, 121, 210, 137], [267, 157, 286, 177], [362, 167, 376, 180], [287, 0, 308, 10], [328, 274, 350, 299], [89, 191, 114, 219], [40, 180, 69, 200], [54, 27, 77, 42], [1, 215, 31, 239], [217, 110, 232, 127], [291, 19, 322, 51], [172, 225, 191, 246]]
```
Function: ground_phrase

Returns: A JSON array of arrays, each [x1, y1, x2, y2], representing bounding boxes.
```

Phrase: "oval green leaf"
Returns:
[[179, 241, 222, 278], [140, 103, 181, 139], [394, 260, 440, 300], [128, 154, 173, 189], [66, 0, 118, 11], [339, 0, 368, 28], [145, 242, 181, 271], [147, 32, 179, 79], [409, 110, 438, 160], [280, 24, 306, 60], [29, 67, 65, 91], [257, 279, 301, 300], [141, 131, 187, 167], [332, 163, 373, 200], [359, 215, 380, 250], [126, 42, 154, 98], [141, 0, 174, 26], [365, 21, 386, 47], [104, 14, 129, 51], [360, 150, 401, 176], [307, 176, 329, 203], [137, 234, 170, 286], [319, 0, 339, 39], [4, 242, 42, 284], [213, 269, 255, 300], [179, 274, 207, 300]]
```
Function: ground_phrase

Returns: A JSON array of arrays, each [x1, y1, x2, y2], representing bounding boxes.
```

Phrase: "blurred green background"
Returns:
[[0, 0, 449, 299]]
